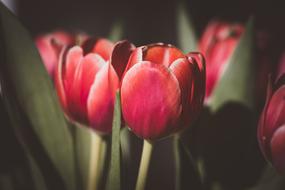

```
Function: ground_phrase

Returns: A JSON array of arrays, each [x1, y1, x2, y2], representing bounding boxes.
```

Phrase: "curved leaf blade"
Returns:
[[0, 3, 76, 190], [176, 1, 198, 53]]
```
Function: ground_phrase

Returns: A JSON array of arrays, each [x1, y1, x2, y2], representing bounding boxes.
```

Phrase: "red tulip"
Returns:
[[258, 75, 285, 173], [120, 43, 205, 140], [35, 31, 76, 78], [199, 21, 244, 99], [55, 38, 121, 134]]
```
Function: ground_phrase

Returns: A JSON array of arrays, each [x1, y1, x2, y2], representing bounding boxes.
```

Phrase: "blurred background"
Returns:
[[1, 0, 285, 189]]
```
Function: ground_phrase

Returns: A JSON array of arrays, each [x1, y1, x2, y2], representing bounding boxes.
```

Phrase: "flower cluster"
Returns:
[[37, 32, 206, 140]]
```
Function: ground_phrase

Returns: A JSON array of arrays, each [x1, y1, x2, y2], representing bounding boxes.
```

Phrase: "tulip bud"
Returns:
[[199, 21, 244, 99], [258, 75, 285, 173], [35, 31, 87, 78], [54, 38, 121, 134], [120, 43, 205, 140]]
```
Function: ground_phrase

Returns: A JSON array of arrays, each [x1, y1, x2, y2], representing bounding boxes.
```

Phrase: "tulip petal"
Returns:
[[205, 38, 237, 97], [55, 47, 69, 113], [121, 61, 182, 139], [124, 47, 143, 73], [92, 38, 114, 61], [271, 125, 285, 173], [265, 86, 285, 138], [144, 44, 184, 67], [64, 46, 83, 94], [187, 53, 206, 118], [35, 36, 58, 76], [87, 63, 119, 134], [260, 86, 285, 160], [110, 40, 135, 80], [67, 53, 106, 124], [169, 58, 194, 127], [169, 58, 193, 106]]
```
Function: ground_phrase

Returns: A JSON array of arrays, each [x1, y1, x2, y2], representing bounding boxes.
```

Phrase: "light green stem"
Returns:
[[135, 140, 153, 190], [87, 132, 104, 190]]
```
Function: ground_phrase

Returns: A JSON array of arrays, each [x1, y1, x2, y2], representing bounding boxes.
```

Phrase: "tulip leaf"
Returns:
[[106, 91, 121, 190], [109, 20, 124, 42], [176, 1, 198, 52], [208, 18, 255, 111], [0, 3, 76, 190]]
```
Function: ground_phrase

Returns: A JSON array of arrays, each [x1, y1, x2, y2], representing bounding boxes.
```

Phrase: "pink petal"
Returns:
[[87, 63, 119, 134], [169, 58, 193, 107], [64, 46, 84, 95], [169, 58, 194, 128], [143, 44, 184, 67], [92, 39, 114, 61], [67, 52, 106, 124], [271, 125, 285, 173], [205, 38, 237, 97], [35, 36, 58, 76], [121, 61, 182, 140], [110, 40, 135, 80]]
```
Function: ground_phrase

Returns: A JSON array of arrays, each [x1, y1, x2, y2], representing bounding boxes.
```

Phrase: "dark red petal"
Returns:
[[263, 86, 285, 146], [124, 47, 143, 72], [55, 46, 69, 113], [67, 53, 106, 124], [121, 61, 182, 140], [143, 44, 185, 67], [110, 40, 135, 80], [271, 125, 285, 173], [87, 63, 119, 134], [187, 53, 206, 120], [92, 39, 114, 61]]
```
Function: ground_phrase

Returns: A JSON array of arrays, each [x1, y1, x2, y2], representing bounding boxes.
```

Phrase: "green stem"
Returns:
[[135, 140, 153, 190], [87, 132, 104, 190]]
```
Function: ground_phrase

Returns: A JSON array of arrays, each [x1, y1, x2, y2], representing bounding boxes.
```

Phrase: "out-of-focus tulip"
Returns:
[[199, 21, 244, 99], [35, 31, 84, 78], [54, 38, 122, 134], [120, 43, 205, 140], [258, 74, 285, 173]]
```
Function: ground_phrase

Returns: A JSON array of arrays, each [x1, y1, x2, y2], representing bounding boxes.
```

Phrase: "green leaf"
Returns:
[[109, 20, 124, 42], [106, 91, 121, 190], [176, 1, 198, 52], [208, 18, 255, 112], [73, 124, 92, 190], [0, 3, 76, 190]]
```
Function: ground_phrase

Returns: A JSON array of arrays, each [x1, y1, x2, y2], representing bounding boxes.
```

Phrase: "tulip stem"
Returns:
[[135, 140, 153, 190], [87, 132, 104, 190]]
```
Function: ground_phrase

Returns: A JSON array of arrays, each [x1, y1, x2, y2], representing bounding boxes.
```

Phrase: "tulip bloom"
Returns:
[[258, 75, 285, 173], [199, 21, 244, 99], [120, 43, 205, 140], [55, 38, 122, 134], [35, 31, 77, 78]]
